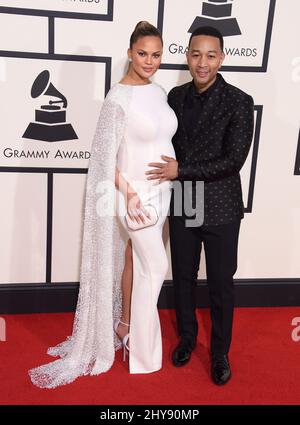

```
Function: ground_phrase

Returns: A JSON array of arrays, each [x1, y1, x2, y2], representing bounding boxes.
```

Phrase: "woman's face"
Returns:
[[128, 35, 163, 80]]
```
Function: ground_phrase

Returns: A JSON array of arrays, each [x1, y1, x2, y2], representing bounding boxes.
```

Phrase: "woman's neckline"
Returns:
[[117, 82, 153, 87]]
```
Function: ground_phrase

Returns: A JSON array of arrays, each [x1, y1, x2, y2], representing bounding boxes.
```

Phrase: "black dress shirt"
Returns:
[[183, 74, 220, 141]]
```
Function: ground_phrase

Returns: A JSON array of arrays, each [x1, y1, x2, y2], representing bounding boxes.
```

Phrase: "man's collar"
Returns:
[[190, 73, 222, 98]]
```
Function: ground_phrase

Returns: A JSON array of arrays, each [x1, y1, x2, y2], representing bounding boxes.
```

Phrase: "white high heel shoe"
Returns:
[[114, 319, 130, 361]]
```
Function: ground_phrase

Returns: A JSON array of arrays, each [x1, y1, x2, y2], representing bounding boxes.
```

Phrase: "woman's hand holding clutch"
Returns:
[[125, 191, 158, 231]]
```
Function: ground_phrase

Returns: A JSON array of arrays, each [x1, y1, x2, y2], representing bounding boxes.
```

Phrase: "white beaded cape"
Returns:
[[29, 84, 132, 388]]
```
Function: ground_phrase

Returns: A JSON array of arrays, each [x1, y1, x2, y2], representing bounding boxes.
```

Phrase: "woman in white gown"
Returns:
[[29, 21, 178, 388]]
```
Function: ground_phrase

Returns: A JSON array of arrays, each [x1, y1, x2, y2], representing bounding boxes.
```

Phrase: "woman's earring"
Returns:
[[128, 58, 132, 62]]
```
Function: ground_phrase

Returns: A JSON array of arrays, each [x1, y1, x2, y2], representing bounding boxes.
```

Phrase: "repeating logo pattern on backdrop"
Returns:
[[158, 0, 276, 71], [0, 0, 282, 288], [0, 3, 113, 168], [0, 2, 114, 285], [0, 1, 264, 204]]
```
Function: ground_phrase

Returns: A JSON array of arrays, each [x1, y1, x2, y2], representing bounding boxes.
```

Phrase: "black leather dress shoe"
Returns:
[[172, 340, 195, 367], [211, 354, 231, 385]]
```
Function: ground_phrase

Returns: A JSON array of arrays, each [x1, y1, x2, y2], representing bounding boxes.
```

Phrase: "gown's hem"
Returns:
[[129, 365, 162, 375]]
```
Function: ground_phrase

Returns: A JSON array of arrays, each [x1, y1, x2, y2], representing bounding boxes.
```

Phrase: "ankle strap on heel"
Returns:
[[120, 320, 130, 327]]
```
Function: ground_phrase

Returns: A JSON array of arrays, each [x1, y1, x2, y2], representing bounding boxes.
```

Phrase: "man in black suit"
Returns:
[[146, 26, 254, 385]]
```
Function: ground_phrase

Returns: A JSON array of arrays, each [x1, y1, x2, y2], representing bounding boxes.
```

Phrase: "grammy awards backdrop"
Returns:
[[0, 0, 299, 312]]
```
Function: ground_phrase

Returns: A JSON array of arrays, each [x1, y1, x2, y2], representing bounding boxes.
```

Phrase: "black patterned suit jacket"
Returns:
[[168, 73, 254, 226]]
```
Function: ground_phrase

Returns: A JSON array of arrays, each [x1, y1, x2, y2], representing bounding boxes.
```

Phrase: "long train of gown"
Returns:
[[28, 82, 177, 387]]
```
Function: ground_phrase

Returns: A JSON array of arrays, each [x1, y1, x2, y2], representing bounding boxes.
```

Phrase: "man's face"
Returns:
[[186, 35, 225, 92]]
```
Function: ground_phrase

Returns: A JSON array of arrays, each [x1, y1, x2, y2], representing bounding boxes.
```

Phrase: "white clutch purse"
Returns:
[[125, 204, 158, 231]]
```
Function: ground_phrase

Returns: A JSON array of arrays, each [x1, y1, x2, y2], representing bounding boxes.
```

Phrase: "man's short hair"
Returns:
[[188, 26, 224, 52]]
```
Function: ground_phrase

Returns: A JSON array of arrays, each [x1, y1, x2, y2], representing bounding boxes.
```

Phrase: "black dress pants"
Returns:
[[169, 214, 241, 355]]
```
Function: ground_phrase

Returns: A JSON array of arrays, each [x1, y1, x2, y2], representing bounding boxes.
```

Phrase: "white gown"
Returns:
[[116, 83, 177, 373], [28, 82, 177, 388]]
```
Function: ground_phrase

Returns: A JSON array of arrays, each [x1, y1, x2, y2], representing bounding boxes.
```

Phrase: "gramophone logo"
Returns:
[[189, 0, 241, 37], [23, 70, 78, 142]]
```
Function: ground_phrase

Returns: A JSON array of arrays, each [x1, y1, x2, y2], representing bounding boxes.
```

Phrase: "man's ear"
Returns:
[[219, 52, 225, 69], [186, 49, 189, 62]]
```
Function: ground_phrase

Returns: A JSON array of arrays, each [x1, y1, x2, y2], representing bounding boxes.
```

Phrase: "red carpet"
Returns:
[[1, 307, 300, 405]]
